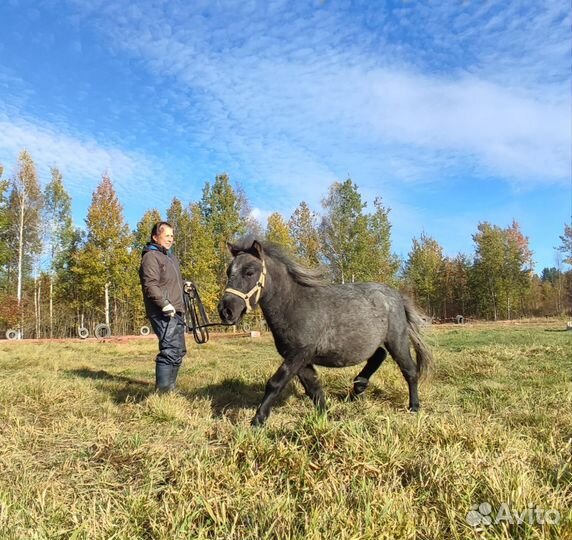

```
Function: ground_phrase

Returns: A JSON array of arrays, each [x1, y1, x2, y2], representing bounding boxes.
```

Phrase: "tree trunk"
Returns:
[[50, 276, 53, 339], [34, 278, 38, 338], [17, 194, 25, 339], [38, 278, 41, 338], [104, 282, 110, 325]]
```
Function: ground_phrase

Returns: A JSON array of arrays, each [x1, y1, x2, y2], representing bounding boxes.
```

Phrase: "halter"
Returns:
[[224, 260, 267, 313]]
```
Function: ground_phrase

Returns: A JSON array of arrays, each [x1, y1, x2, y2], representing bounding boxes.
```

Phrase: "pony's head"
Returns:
[[218, 240, 266, 325]]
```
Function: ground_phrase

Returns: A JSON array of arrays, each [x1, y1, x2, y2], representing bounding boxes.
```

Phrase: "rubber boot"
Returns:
[[155, 363, 172, 393], [168, 365, 180, 392]]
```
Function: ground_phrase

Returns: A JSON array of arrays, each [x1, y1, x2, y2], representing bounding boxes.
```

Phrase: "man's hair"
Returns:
[[151, 221, 173, 242]]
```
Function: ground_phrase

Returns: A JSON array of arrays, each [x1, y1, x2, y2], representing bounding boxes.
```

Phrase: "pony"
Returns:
[[218, 240, 433, 426]]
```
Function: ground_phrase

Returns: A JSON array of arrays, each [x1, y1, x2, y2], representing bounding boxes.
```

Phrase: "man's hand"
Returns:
[[162, 303, 176, 317], [183, 281, 194, 294]]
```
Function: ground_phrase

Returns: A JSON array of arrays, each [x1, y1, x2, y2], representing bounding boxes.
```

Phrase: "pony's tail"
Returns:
[[402, 295, 433, 381]]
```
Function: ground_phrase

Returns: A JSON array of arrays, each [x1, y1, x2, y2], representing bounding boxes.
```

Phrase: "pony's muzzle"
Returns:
[[218, 295, 246, 325]]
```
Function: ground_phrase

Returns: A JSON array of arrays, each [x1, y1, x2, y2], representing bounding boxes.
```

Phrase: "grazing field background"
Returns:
[[0, 322, 570, 539]]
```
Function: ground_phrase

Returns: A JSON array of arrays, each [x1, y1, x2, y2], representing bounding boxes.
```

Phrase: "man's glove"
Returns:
[[162, 303, 176, 317]]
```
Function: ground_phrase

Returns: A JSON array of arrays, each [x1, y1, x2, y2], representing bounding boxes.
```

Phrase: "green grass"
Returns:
[[0, 323, 570, 539]]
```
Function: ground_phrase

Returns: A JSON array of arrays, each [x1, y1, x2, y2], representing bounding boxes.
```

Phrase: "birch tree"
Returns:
[[43, 167, 74, 337], [9, 151, 43, 337]]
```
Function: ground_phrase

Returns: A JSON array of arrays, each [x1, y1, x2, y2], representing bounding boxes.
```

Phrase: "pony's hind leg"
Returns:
[[351, 348, 387, 399], [298, 364, 326, 411], [385, 335, 420, 411]]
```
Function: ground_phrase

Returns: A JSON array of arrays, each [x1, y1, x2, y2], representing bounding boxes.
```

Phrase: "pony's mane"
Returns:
[[234, 238, 329, 287]]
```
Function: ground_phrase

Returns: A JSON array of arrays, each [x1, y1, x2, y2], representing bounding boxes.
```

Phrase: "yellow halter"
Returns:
[[224, 260, 267, 313]]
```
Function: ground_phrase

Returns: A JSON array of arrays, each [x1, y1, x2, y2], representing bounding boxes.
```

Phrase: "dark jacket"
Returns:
[[139, 243, 185, 316]]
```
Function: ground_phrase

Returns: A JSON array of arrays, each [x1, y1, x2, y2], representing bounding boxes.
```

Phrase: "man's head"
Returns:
[[151, 222, 174, 250]]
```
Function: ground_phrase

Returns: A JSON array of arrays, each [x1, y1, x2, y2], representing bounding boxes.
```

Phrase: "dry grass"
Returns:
[[0, 323, 570, 539]]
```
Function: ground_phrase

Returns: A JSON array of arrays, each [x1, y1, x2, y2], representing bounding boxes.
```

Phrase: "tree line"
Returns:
[[1, 150, 571, 338]]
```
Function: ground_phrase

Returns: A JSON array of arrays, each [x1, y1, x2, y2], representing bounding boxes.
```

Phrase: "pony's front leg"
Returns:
[[252, 360, 301, 427]]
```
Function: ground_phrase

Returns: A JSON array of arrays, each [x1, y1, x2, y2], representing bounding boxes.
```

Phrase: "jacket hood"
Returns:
[[142, 242, 169, 257]]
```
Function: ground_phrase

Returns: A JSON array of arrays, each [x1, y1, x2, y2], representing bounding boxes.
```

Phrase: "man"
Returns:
[[139, 221, 188, 393]]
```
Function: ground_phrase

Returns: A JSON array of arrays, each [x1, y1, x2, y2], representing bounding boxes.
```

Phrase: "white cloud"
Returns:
[[62, 0, 569, 198], [249, 207, 273, 227], [0, 113, 159, 199]]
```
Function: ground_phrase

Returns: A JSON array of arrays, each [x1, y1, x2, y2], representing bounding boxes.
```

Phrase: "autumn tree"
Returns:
[[366, 197, 400, 285], [200, 173, 247, 291], [133, 209, 162, 252], [403, 232, 444, 317], [288, 201, 321, 267], [320, 179, 372, 283], [43, 167, 75, 337], [450, 253, 471, 317], [0, 164, 18, 331], [73, 175, 132, 330], [185, 202, 218, 315], [471, 221, 533, 320], [167, 198, 193, 270], [0, 165, 10, 290], [558, 224, 572, 265], [266, 212, 295, 251], [9, 151, 43, 337]]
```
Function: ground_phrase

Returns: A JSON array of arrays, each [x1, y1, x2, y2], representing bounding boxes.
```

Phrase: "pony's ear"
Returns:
[[250, 240, 264, 260], [227, 242, 242, 257]]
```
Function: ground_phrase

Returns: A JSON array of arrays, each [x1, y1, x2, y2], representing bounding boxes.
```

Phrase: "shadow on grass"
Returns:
[[66, 368, 154, 403], [544, 329, 571, 333], [188, 377, 297, 420]]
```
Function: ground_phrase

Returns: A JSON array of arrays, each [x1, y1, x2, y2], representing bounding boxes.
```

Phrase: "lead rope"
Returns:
[[184, 260, 266, 344], [183, 283, 210, 344]]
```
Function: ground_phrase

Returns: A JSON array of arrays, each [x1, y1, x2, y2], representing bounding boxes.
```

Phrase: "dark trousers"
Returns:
[[149, 313, 187, 366]]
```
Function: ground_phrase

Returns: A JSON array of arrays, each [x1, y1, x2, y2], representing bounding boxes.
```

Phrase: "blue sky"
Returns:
[[0, 0, 570, 272]]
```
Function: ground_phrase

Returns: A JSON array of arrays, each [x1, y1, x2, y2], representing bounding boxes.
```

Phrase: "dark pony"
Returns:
[[218, 240, 433, 426]]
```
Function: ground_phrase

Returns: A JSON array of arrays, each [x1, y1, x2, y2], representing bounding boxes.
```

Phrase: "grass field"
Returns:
[[0, 322, 570, 539]]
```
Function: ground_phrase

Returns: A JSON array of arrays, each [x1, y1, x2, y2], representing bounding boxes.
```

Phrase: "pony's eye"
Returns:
[[245, 269, 255, 277]]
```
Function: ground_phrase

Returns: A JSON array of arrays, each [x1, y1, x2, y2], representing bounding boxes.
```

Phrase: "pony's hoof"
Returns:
[[351, 377, 369, 399], [408, 405, 420, 413], [251, 415, 266, 428]]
